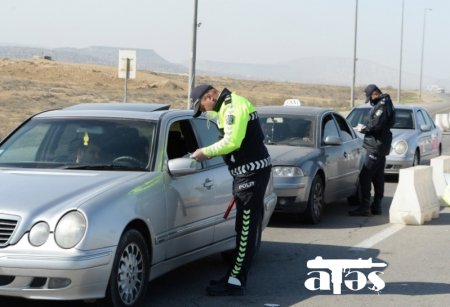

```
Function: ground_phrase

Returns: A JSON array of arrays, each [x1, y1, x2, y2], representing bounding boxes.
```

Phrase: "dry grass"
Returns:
[[0, 58, 441, 139]]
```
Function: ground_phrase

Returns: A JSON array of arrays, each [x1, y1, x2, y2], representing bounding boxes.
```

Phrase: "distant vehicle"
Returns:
[[0, 103, 277, 306], [346, 104, 442, 174], [258, 106, 364, 224]]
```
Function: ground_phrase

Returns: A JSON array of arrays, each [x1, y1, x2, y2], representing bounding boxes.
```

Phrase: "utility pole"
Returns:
[[419, 8, 432, 100], [397, 0, 405, 104], [187, 0, 199, 109], [350, 0, 358, 108]]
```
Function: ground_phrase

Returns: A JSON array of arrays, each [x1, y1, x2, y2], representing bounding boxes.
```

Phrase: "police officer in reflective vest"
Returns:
[[350, 84, 395, 216], [190, 84, 271, 296]]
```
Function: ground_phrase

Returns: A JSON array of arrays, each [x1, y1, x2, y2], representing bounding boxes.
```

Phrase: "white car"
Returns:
[[0, 103, 277, 306], [346, 104, 442, 174]]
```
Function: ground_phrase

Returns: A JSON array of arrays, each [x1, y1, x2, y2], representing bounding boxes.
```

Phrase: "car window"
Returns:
[[333, 113, 354, 142], [392, 109, 414, 129], [423, 110, 436, 128], [322, 114, 340, 145], [258, 115, 315, 147], [418, 109, 433, 127], [346, 108, 370, 127], [416, 110, 427, 128], [0, 118, 155, 170], [191, 118, 224, 168]]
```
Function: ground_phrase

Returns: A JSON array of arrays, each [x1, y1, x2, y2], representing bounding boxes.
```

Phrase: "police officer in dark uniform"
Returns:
[[190, 84, 271, 296], [350, 84, 395, 216]]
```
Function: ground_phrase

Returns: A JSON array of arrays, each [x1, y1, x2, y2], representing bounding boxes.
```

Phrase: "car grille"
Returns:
[[0, 217, 19, 247]]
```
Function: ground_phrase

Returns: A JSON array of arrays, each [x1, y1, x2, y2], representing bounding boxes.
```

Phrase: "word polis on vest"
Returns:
[[304, 257, 387, 294]]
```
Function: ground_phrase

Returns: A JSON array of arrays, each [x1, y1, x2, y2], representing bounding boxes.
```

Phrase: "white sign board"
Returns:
[[118, 50, 136, 79], [283, 99, 302, 107]]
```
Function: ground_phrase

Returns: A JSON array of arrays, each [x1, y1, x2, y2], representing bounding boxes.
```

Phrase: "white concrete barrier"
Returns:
[[435, 113, 450, 132], [390, 165, 440, 225], [431, 156, 450, 203]]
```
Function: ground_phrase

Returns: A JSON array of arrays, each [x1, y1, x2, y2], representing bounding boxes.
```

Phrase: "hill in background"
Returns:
[[0, 56, 442, 139]]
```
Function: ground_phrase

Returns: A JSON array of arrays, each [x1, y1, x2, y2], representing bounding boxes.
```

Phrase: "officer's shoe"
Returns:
[[349, 207, 371, 216], [206, 277, 245, 296], [209, 275, 228, 286], [371, 202, 382, 215]]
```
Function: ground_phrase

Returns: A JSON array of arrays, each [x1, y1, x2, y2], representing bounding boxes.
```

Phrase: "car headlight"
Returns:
[[272, 166, 304, 177], [393, 140, 408, 155], [55, 211, 86, 249], [29, 221, 50, 246]]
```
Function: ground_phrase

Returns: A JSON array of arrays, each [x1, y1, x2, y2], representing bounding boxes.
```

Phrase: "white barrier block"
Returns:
[[443, 113, 450, 131], [431, 156, 450, 202], [390, 165, 440, 225], [435, 113, 450, 132]]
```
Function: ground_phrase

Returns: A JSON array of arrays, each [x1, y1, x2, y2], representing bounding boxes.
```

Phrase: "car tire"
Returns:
[[221, 214, 263, 263], [413, 150, 420, 166], [105, 229, 150, 307], [301, 175, 324, 224]]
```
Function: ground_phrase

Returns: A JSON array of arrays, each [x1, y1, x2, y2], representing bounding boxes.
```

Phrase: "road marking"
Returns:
[[349, 224, 406, 251]]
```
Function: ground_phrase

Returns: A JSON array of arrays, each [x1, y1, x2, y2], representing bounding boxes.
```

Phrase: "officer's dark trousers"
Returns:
[[359, 153, 386, 208], [228, 167, 271, 286]]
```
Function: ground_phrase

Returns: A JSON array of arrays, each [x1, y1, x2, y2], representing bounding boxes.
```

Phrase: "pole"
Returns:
[[124, 58, 130, 103], [419, 8, 432, 100], [397, 0, 405, 104], [350, 0, 358, 108], [188, 0, 198, 109]]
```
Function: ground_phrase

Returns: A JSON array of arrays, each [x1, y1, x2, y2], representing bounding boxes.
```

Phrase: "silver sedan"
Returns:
[[0, 103, 276, 306], [258, 106, 364, 224], [346, 104, 442, 174]]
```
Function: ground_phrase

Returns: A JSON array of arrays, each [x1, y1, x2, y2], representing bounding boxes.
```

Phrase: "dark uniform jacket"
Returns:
[[361, 94, 395, 156]]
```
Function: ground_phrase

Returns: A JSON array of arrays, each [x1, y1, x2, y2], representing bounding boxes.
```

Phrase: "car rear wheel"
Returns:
[[301, 175, 324, 224], [413, 150, 420, 166], [105, 229, 150, 307]]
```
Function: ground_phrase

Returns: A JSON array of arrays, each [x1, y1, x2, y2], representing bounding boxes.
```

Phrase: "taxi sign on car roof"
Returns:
[[284, 99, 302, 107]]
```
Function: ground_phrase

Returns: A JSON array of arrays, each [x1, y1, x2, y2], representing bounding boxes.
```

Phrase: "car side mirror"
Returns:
[[420, 124, 431, 132], [323, 135, 343, 146], [168, 158, 198, 176]]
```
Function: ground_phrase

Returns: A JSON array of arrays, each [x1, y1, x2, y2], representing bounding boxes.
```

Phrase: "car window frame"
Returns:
[[332, 112, 356, 142], [320, 112, 341, 147]]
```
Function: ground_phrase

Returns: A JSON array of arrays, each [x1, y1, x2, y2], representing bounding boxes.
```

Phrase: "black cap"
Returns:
[[364, 84, 380, 103], [190, 84, 214, 117]]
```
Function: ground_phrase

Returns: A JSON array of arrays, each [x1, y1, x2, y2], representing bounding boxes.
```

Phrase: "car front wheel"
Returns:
[[301, 175, 324, 224], [413, 150, 420, 166], [105, 229, 150, 307]]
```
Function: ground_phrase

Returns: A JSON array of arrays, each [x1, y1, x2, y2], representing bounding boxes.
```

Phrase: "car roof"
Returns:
[[353, 104, 422, 111], [33, 103, 194, 120], [257, 105, 333, 117]]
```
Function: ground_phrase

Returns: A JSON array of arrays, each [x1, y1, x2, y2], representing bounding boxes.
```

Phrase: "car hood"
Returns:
[[354, 129, 416, 142], [267, 145, 319, 164], [391, 129, 416, 141], [0, 168, 149, 229]]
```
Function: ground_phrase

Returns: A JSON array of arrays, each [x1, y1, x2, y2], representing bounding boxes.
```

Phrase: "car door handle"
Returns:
[[203, 178, 214, 190]]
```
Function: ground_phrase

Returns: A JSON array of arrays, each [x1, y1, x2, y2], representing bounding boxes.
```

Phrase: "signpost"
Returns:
[[118, 50, 136, 102]]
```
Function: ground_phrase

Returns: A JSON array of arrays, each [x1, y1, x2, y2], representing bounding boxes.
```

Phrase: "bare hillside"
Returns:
[[0, 58, 439, 139]]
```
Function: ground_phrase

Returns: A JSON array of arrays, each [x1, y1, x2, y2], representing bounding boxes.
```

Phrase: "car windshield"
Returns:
[[0, 117, 156, 170], [259, 115, 315, 147], [347, 108, 414, 130]]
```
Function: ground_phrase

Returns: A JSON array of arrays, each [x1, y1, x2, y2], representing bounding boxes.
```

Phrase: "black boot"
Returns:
[[206, 279, 245, 296], [209, 275, 228, 286], [371, 200, 382, 215], [349, 206, 371, 216]]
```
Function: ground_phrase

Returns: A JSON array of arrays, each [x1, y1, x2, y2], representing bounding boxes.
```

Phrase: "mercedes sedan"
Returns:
[[0, 103, 276, 306], [346, 104, 442, 174], [257, 106, 364, 224]]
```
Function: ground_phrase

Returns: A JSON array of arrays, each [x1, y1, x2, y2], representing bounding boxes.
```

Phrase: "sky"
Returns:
[[1, 0, 450, 84]]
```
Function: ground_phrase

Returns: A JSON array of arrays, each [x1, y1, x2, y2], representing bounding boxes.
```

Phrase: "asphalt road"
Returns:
[[3, 100, 450, 307]]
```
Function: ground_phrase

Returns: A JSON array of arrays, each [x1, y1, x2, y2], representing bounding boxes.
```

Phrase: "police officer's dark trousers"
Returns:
[[228, 166, 271, 286], [359, 152, 386, 209]]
